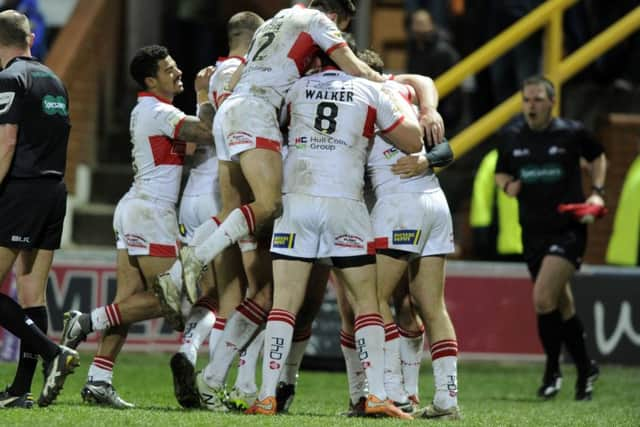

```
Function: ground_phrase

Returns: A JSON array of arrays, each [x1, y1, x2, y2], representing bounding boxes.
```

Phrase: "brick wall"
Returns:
[[45, 0, 123, 194]]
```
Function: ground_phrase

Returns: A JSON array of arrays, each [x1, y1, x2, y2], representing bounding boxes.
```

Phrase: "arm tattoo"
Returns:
[[177, 115, 213, 145]]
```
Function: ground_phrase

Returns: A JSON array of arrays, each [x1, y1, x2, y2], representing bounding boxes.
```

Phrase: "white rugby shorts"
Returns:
[[271, 193, 374, 259], [178, 192, 221, 244], [371, 190, 454, 257], [113, 191, 179, 257], [213, 95, 282, 162]]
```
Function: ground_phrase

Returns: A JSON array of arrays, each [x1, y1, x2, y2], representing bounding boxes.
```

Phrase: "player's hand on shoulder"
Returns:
[[391, 154, 429, 179], [195, 66, 216, 92], [419, 107, 444, 146]]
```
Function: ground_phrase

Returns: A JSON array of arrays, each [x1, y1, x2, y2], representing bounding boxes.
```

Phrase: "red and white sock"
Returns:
[[399, 325, 424, 398], [354, 313, 386, 400], [203, 298, 267, 388], [208, 317, 227, 361], [340, 330, 368, 405], [194, 206, 255, 264], [87, 356, 114, 384], [234, 329, 264, 394], [90, 304, 121, 332], [279, 326, 311, 385], [179, 296, 217, 365], [431, 339, 458, 409], [258, 309, 296, 400], [383, 323, 406, 403]]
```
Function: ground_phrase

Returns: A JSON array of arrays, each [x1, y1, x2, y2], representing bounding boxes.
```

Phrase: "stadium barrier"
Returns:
[[1, 250, 638, 365]]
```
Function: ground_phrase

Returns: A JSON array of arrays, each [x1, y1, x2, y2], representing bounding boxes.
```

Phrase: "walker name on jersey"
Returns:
[[392, 229, 422, 245], [334, 234, 365, 249], [293, 135, 347, 151], [304, 89, 354, 103], [272, 233, 296, 249], [519, 163, 564, 184]]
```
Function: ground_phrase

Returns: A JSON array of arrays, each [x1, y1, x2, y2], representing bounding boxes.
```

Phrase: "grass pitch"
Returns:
[[1, 352, 639, 426]]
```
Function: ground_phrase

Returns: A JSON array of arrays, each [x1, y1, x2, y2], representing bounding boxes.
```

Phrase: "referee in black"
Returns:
[[495, 76, 607, 401], [0, 10, 79, 408]]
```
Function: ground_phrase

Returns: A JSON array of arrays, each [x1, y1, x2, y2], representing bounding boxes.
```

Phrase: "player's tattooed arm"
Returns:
[[175, 66, 216, 145], [177, 116, 213, 145]]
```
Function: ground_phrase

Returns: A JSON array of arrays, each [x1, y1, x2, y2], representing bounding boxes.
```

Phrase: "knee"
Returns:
[[257, 194, 282, 220], [419, 300, 447, 324], [533, 289, 557, 314]]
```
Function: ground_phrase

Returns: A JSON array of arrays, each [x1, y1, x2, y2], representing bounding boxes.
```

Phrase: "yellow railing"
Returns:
[[435, 1, 640, 159]]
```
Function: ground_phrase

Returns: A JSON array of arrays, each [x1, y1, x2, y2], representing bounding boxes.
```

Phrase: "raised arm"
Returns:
[[176, 66, 215, 145], [393, 73, 444, 145], [381, 90, 423, 154]]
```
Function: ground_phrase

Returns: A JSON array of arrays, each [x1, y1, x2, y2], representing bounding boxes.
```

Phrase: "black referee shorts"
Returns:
[[0, 177, 67, 250], [522, 224, 587, 281]]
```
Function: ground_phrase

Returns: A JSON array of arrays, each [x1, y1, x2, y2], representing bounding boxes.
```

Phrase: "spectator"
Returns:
[[488, 0, 542, 103], [470, 148, 522, 261], [405, 0, 449, 30], [407, 8, 463, 133], [606, 153, 640, 266], [0, 0, 46, 60]]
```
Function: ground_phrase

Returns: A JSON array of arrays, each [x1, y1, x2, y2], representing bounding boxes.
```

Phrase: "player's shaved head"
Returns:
[[0, 9, 31, 49], [228, 11, 264, 41]]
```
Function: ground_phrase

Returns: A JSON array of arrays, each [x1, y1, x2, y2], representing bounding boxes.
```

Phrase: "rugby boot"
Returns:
[[275, 381, 295, 413], [417, 402, 462, 420], [153, 273, 184, 332], [60, 310, 91, 349], [245, 396, 277, 415], [575, 361, 600, 401], [80, 381, 134, 409], [227, 386, 257, 411], [537, 369, 563, 399], [0, 389, 33, 409], [195, 372, 229, 412], [340, 396, 366, 417], [38, 346, 80, 407], [364, 394, 413, 419], [170, 352, 200, 408], [180, 246, 206, 304]]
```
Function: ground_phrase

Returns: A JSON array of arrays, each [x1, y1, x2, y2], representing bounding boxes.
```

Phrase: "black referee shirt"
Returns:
[[0, 56, 70, 179], [495, 116, 604, 234]]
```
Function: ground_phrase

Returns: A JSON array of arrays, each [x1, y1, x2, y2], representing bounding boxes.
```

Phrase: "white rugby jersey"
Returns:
[[232, 4, 346, 108], [367, 80, 440, 198], [183, 56, 243, 197], [129, 92, 186, 204], [283, 69, 404, 200]]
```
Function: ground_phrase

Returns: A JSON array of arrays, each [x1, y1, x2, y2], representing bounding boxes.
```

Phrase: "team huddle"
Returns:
[[52, 0, 460, 419]]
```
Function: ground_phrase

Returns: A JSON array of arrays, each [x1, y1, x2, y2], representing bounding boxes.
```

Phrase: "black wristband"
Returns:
[[592, 185, 605, 196]]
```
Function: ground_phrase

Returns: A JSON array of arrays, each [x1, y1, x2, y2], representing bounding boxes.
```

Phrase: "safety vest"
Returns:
[[606, 156, 640, 266], [470, 149, 523, 255]]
